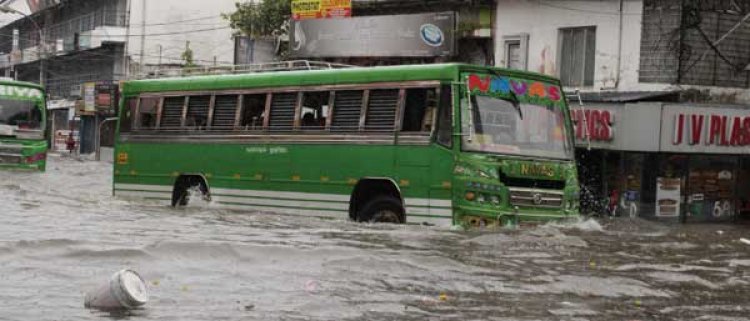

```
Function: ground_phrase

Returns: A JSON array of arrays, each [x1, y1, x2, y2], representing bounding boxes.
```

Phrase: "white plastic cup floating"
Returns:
[[84, 269, 149, 310]]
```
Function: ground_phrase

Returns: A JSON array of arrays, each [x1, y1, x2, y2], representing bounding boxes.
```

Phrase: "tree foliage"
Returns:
[[223, 0, 292, 38], [181, 41, 196, 68]]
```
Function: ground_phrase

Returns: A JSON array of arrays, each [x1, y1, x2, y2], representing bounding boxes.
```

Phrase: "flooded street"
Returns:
[[1, 156, 749, 321]]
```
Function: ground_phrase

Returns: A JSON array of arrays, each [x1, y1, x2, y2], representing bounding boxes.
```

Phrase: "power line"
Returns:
[[535, 0, 642, 16]]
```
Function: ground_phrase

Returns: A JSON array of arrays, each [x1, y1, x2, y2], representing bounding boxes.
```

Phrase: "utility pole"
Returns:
[[158, 44, 162, 68], [123, 0, 132, 79], [139, 0, 146, 74]]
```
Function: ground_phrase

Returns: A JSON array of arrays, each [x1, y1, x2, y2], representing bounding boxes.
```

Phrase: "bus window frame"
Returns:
[[128, 80, 442, 136]]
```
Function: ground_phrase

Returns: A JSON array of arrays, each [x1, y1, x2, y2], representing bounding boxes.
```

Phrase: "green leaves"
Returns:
[[223, 0, 292, 38]]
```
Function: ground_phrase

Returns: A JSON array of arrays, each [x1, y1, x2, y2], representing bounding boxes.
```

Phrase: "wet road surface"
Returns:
[[1, 155, 749, 321]]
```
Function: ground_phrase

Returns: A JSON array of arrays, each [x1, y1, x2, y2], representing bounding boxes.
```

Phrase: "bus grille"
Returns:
[[0, 153, 23, 164], [509, 188, 564, 208]]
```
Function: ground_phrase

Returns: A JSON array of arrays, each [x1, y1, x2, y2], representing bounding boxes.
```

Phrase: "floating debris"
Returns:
[[84, 269, 148, 310]]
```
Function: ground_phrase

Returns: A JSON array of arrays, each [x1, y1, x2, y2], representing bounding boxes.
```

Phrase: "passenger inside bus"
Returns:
[[402, 88, 436, 132], [241, 94, 266, 130], [300, 91, 329, 130]]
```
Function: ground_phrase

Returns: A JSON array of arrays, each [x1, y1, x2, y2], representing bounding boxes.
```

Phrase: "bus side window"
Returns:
[[331, 90, 364, 132], [268, 93, 297, 132], [119, 98, 136, 133], [212, 95, 239, 130], [138, 97, 159, 129], [185, 95, 210, 129], [240, 94, 266, 130], [436, 85, 452, 147], [402, 88, 437, 132], [300, 91, 330, 130]]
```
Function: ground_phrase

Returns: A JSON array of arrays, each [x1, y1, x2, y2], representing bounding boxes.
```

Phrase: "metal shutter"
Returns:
[[212, 95, 238, 129], [268, 93, 297, 131], [365, 89, 399, 131], [331, 91, 363, 132], [161, 97, 184, 128]]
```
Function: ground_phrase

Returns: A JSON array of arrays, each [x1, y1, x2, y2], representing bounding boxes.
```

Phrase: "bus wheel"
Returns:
[[171, 176, 209, 207], [357, 196, 404, 224]]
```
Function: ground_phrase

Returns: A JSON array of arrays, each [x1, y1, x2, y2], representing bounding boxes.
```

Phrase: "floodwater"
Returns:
[[1, 155, 749, 321]]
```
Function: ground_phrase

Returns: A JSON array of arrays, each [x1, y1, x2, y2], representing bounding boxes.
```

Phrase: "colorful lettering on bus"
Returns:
[[113, 64, 579, 227], [0, 79, 48, 171]]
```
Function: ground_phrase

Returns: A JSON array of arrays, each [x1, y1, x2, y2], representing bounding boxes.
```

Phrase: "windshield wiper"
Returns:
[[507, 91, 523, 120]]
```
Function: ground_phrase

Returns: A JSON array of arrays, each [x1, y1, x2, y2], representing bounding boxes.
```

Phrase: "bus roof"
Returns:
[[0, 78, 45, 91], [123, 63, 562, 96]]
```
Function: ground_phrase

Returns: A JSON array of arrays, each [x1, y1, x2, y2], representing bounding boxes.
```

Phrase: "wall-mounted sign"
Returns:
[[290, 12, 455, 57], [83, 82, 95, 112], [662, 105, 750, 153], [292, 0, 351, 20], [570, 109, 615, 141]]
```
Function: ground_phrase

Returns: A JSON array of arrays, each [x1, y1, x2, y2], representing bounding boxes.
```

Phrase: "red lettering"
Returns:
[[673, 114, 684, 145], [744, 117, 750, 146], [690, 114, 704, 145], [468, 74, 491, 92], [730, 117, 742, 146], [599, 111, 612, 140], [589, 110, 600, 140], [708, 115, 722, 145], [720, 116, 729, 146], [547, 86, 561, 101]]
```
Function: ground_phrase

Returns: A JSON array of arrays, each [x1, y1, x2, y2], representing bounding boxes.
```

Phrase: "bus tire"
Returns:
[[171, 176, 209, 207], [357, 196, 404, 224]]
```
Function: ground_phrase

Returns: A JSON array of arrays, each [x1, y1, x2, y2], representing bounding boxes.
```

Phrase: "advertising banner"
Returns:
[[290, 12, 456, 57], [292, 0, 351, 20]]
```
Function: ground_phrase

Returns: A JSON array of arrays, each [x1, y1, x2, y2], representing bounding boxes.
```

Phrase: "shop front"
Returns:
[[573, 103, 750, 223]]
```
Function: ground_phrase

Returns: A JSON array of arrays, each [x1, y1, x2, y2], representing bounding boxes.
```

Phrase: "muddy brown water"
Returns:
[[1, 155, 749, 321]]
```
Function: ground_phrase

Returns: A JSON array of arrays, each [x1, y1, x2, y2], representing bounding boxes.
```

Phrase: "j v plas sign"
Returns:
[[672, 112, 750, 147], [0, 85, 43, 100]]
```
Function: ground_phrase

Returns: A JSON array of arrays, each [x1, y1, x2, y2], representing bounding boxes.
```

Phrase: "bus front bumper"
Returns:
[[455, 205, 579, 228]]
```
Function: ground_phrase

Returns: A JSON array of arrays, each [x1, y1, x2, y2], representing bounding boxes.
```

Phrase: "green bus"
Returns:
[[0, 79, 48, 171], [113, 63, 580, 227]]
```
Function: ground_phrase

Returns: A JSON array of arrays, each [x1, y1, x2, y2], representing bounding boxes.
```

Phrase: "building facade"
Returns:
[[0, 0, 237, 152], [495, 0, 750, 222]]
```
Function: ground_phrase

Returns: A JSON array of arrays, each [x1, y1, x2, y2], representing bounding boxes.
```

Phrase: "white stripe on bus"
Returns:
[[114, 184, 173, 192], [212, 188, 351, 202], [114, 185, 452, 212], [115, 190, 172, 199], [404, 198, 452, 208], [406, 207, 452, 217], [211, 196, 349, 211], [215, 202, 347, 218]]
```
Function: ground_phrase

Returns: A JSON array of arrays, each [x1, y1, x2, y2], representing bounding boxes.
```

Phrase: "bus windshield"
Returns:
[[461, 94, 573, 160], [0, 99, 42, 130]]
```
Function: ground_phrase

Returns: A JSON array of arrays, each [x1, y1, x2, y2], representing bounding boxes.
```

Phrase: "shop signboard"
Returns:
[[292, 0, 351, 20], [290, 12, 456, 57], [94, 81, 118, 114], [570, 107, 615, 147], [661, 104, 750, 154], [83, 82, 96, 112], [656, 177, 681, 217]]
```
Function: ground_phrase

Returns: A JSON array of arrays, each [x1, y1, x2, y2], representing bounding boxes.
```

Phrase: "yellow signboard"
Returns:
[[292, 0, 351, 20]]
